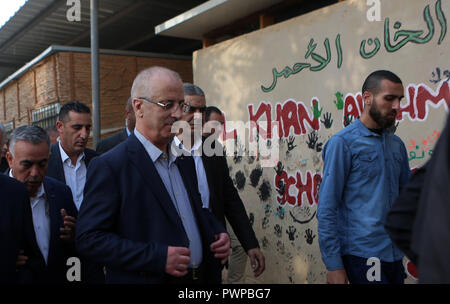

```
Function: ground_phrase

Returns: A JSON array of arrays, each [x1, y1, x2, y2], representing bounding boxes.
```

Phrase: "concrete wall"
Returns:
[[193, 0, 449, 283]]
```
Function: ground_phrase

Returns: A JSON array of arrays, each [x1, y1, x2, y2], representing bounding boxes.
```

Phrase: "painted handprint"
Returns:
[[286, 226, 297, 241], [276, 179, 285, 196], [344, 113, 354, 127], [307, 131, 318, 150], [274, 224, 283, 238], [321, 112, 333, 129], [304, 228, 316, 245], [274, 161, 284, 176], [333, 91, 344, 110], [286, 136, 297, 152], [312, 99, 323, 119]]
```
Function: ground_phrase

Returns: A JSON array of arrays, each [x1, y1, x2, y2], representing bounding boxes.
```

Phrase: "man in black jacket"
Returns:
[[386, 115, 450, 283], [46, 101, 103, 283], [0, 174, 42, 283], [47, 101, 98, 211], [96, 97, 136, 154], [6, 125, 78, 283], [175, 83, 265, 282]]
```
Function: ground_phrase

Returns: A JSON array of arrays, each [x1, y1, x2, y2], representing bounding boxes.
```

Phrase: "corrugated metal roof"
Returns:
[[0, 0, 207, 82]]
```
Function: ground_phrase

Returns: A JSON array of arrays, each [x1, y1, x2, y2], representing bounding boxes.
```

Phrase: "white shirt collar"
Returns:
[[59, 141, 85, 164], [174, 135, 202, 156]]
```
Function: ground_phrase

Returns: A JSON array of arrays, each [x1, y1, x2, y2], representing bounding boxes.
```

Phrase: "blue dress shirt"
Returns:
[[134, 129, 203, 267], [317, 119, 411, 271]]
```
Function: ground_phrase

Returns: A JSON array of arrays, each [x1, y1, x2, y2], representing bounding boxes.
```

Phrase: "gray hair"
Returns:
[[9, 125, 50, 157], [0, 123, 5, 146], [184, 83, 205, 97]]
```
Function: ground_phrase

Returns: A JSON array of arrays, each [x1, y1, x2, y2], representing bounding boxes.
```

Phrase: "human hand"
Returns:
[[60, 209, 76, 241], [210, 233, 230, 264], [327, 269, 348, 284], [247, 248, 265, 277], [165, 246, 190, 277], [16, 250, 28, 268]]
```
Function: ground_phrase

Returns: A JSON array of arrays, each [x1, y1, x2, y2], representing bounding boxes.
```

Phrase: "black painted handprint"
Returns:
[[233, 138, 244, 164], [286, 226, 297, 241], [321, 112, 333, 129], [307, 131, 318, 150], [276, 180, 285, 196], [274, 224, 282, 238], [305, 229, 316, 245], [287, 136, 297, 152], [274, 161, 284, 176], [262, 217, 269, 229], [344, 114, 354, 127]]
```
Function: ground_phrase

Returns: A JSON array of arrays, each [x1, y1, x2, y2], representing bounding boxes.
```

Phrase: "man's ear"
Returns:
[[363, 91, 373, 106], [133, 98, 144, 118], [56, 121, 64, 134], [6, 151, 13, 168]]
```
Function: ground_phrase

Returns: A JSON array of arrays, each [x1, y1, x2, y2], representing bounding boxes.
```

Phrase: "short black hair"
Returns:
[[205, 106, 222, 122], [362, 70, 402, 95], [59, 101, 91, 122]]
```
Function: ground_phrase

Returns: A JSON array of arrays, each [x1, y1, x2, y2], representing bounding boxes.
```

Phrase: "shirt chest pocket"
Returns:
[[354, 151, 380, 178], [392, 152, 403, 177]]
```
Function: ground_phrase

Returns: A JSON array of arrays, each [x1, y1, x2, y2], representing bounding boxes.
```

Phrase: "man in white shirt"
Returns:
[[175, 83, 265, 283], [47, 101, 98, 210], [6, 125, 78, 283]]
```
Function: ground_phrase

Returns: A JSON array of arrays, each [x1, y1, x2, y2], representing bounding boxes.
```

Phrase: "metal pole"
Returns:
[[90, 0, 100, 147]]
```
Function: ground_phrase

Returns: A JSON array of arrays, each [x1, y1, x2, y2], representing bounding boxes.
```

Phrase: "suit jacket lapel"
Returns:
[[126, 135, 184, 229], [201, 143, 216, 212], [43, 178, 61, 267], [51, 144, 66, 184]]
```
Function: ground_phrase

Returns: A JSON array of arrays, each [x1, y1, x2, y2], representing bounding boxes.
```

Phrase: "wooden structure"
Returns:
[[0, 47, 193, 144]]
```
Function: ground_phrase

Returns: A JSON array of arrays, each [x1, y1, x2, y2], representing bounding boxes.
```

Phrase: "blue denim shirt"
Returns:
[[317, 119, 411, 270]]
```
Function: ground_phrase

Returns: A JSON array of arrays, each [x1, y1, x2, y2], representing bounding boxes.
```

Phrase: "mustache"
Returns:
[[25, 177, 42, 184]]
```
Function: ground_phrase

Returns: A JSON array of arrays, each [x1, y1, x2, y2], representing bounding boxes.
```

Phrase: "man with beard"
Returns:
[[317, 70, 411, 284]]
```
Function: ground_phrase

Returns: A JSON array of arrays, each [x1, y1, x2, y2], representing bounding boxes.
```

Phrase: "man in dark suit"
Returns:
[[47, 101, 98, 211], [0, 123, 9, 172], [0, 174, 42, 283], [96, 97, 136, 154], [6, 125, 78, 283], [174, 83, 265, 283], [386, 114, 450, 283], [76, 66, 230, 284]]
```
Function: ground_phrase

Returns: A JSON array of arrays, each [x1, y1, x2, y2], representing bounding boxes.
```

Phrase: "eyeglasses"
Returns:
[[137, 97, 182, 111], [181, 102, 207, 114]]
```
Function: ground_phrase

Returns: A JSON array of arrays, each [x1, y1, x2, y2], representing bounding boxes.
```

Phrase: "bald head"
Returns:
[[131, 66, 182, 100]]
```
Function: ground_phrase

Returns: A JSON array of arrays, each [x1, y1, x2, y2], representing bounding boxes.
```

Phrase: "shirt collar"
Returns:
[[134, 129, 176, 164], [59, 141, 85, 164], [355, 119, 385, 137], [174, 135, 202, 155]]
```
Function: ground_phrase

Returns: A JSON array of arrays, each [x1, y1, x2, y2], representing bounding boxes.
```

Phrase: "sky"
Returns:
[[0, 0, 28, 29]]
